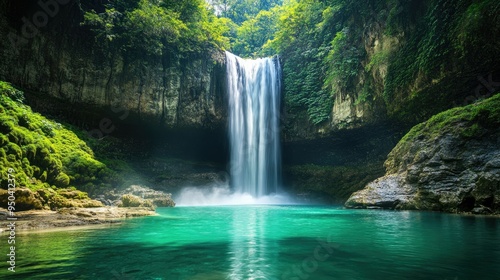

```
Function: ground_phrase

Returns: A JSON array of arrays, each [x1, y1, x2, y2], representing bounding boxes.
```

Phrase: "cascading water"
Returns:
[[226, 51, 281, 197], [175, 52, 286, 205]]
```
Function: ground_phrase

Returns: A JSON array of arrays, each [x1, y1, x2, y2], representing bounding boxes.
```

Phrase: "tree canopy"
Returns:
[[83, 0, 231, 59]]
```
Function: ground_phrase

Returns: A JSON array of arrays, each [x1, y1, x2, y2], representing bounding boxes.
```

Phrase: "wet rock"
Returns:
[[122, 185, 175, 207], [345, 175, 415, 209], [472, 206, 493, 215]]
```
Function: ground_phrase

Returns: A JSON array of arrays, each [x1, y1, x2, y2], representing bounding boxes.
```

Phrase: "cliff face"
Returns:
[[282, 0, 500, 141], [0, 1, 227, 131], [328, 27, 397, 131], [345, 94, 500, 214]]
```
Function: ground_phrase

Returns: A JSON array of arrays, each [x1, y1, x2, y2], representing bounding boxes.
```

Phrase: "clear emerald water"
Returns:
[[2, 206, 499, 279]]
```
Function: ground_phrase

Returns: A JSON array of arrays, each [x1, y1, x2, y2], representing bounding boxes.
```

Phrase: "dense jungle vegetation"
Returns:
[[81, 0, 499, 125]]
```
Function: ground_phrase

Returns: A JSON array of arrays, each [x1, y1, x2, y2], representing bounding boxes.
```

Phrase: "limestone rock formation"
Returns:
[[346, 94, 500, 214]]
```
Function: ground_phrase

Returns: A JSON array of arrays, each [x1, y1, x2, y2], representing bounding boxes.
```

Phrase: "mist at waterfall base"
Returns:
[[176, 52, 292, 206], [175, 184, 294, 206]]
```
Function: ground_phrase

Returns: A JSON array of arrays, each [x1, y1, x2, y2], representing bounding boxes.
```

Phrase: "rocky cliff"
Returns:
[[0, 1, 227, 131], [345, 93, 500, 214], [282, 0, 500, 141]]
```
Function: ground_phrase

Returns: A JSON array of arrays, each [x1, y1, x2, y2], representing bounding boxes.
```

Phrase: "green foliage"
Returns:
[[265, 0, 499, 126], [354, 86, 373, 106], [82, 0, 230, 59], [0, 81, 24, 103], [324, 29, 364, 94], [269, 0, 336, 125], [244, 0, 380, 124], [365, 50, 390, 72], [398, 0, 466, 78], [54, 172, 71, 188], [385, 0, 424, 36], [232, 7, 280, 58], [0, 81, 120, 194], [384, 0, 500, 120], [210, 0, 283, 24], [126, 1, 186, 55]]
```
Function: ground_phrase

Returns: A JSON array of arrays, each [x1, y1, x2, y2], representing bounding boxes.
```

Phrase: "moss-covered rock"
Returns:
[[48, 193, 103, 209], [120, 185, 175, 207], [54, 173, 71, 188], [0, 81, 129, 210], [0, 187, 103, 211], [120, 194, 143, 207], [0, 188, 44, 210], [119, 194, 155, 210], [346, 94, 500, 214], [0, 81, 121, 195]]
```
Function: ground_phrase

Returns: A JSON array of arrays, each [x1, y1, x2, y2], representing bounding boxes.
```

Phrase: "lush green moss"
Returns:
[[0, 81, 24, 103], [0, 81, 120, 198], [417, 93, 498, 138], [54, 173, 71, 188], [391, 93, 500, 163], [0, 188, 43, 210]]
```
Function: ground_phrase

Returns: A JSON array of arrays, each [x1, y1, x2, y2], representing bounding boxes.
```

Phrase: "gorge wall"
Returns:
[[0, 1, 227, 132], [272, 0, 500, 203], [280, 0, 500, 141]]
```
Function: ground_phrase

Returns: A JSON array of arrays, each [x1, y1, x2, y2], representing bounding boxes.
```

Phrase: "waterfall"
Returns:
[[226, 51, 281, 198]]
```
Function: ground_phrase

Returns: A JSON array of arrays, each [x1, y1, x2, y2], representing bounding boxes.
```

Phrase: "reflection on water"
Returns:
[[229, 207, 278, 279], [1, 206, 499, 280]]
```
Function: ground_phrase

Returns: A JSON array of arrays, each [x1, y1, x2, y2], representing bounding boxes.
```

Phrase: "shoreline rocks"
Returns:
[[0, 206, 156, 232], [94, 185, 175, 208]]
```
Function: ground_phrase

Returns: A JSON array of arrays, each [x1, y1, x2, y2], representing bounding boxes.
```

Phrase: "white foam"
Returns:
[[174, 184, 295, 206]]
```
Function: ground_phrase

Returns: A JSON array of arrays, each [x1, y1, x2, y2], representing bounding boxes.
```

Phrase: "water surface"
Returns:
[[1, 206, 499, 279]]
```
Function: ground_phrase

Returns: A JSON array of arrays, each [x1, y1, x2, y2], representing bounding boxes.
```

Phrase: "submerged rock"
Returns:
[[346, 94, 500, 214]]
